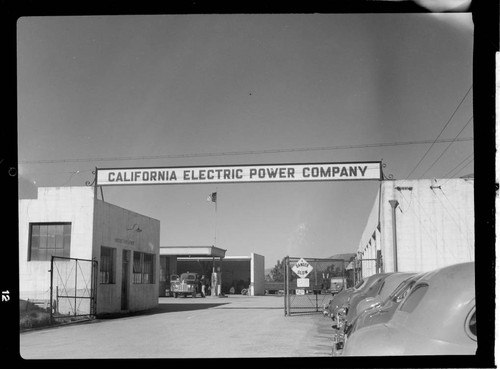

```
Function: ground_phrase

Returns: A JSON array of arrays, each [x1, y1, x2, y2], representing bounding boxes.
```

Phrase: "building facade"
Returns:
[[19, 186, 160, 316], [166, 251, 265, 296], [356, 178, 474, 277]]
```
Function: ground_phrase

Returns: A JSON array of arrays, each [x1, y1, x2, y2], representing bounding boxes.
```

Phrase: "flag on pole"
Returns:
[[207, 192, 217, 203]]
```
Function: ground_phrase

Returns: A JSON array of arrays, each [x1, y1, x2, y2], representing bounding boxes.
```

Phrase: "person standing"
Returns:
[[211, 269, 219, 296], [200, 275, 207, 297]]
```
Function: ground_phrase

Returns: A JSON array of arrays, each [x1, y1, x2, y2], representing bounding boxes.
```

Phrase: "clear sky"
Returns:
[[17, 13, 474, 268]]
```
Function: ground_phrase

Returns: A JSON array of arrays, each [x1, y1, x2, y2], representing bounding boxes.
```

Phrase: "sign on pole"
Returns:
[[297, 278, 310, 288], [292, 258, 313, 279]]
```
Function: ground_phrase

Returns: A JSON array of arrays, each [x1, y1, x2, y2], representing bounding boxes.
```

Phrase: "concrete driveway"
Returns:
[[20, 295, 335, 359]]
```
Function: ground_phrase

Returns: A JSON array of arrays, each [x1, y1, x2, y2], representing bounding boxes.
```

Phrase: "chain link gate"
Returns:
[[352, 251, 383, 285], [50, 256, 98, 322], [284, 257, 351, 316]]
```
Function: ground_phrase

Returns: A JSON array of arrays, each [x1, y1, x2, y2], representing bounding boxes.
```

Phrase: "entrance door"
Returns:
[[121, 250, 130, 310]]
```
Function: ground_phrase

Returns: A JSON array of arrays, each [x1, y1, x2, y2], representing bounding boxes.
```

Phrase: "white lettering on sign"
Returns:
[[96, 162, 382, 186], [292, 258, 313, 279]]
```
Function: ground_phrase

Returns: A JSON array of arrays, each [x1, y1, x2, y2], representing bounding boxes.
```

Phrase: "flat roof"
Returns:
[[178, 255, 251, 262], [160, 246, 227, 258]]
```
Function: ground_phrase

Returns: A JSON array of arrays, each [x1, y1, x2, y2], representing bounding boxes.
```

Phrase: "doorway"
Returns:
[[121, 250, 130, 310]]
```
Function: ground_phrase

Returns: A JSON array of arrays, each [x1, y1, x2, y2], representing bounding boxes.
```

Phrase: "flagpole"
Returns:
[[214, 187, 218, 247]]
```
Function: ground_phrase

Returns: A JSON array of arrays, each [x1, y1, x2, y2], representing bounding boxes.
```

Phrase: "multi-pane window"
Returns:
[[133, 251, 155, 284], [143, 253, 154, 284], [100, 246, 116, 284], [29, 223, 71, 261], [133, 251, 142, 283]]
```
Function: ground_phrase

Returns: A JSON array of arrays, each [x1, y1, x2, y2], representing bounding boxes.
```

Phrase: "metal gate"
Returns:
[[50, 256, 98, 322], [352, 251, 383, 285], [284, 257, 351, 316]]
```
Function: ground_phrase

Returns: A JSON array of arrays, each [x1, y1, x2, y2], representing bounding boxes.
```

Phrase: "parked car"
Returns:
[[346, 272, 415, 325], [330, 272, 395, 354], [329, 276, 347, 295], [170, 273, 199, 298], [326, 279, 360, 322], [346, 272, 426, 339], [327, 273, 388, 322], [342, 262, 476, 356]]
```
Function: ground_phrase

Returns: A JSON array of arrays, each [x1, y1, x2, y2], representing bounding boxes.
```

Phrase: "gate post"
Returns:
[[92, 258, 98, 317], [49, 256, 54, 324], [283, 256, 290, 316], [75, 259, 78, 317]]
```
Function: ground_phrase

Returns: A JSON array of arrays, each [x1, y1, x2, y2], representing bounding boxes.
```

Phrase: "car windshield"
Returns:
[[180, 274, 196, 281], [377, 281, 386, 295], [354, 279, 366, 290]]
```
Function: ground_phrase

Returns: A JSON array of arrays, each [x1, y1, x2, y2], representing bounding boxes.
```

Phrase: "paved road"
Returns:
[[20, 295, 335, 359]]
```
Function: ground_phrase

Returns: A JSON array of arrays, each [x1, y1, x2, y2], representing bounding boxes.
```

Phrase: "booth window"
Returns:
[[100, 246, 116, 284], [133, 251, 155, 284], [28, 223, 71, 261]]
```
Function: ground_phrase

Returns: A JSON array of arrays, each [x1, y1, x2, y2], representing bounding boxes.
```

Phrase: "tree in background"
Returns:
[[267, 258, 286, 282]]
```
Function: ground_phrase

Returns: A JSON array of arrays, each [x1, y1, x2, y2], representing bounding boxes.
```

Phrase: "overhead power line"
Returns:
[[441, 153, 474, 180], [418, 116, 473, 179], [19, 137, 473, 165], [406, 85, 472, 179]]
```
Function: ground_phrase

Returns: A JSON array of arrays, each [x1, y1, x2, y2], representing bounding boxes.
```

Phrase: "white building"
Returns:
[[356, 177, 474, 277], [19, 186, 160, 316]]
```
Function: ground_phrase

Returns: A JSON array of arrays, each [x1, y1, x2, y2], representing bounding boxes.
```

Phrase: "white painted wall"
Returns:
[[250, 253, 265, 296], [19, 186, 161, 315], [357, 178, 474, 275], [19, 187, 95, 300], [93, 200, 160, 314]]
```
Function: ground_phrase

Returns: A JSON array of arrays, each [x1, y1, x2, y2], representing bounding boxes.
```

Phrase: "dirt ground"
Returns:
[[19, 294, 335, 359]]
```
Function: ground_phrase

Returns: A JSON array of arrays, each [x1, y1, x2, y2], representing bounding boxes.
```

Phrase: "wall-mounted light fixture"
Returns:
[[126, 224, 142, 232]]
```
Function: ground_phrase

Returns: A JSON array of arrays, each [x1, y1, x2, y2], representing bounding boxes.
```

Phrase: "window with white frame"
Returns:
[[29, 223, 71, 261]]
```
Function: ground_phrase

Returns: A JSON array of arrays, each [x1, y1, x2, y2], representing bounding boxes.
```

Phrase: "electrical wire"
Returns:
[[406, 85, 472, 179], [62, 171, 82, 186], [439, 153, 474, 180], [432, 188, 474, 258], [418, 116, 473, 179], [438, 155, 474, 186], [397, 190, 445, 261], [18, 137, 473, 165]]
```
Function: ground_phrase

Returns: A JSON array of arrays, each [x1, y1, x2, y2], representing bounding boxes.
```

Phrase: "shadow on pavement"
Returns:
[[97, 302, 229, 319], [215, 306, 283, 309]]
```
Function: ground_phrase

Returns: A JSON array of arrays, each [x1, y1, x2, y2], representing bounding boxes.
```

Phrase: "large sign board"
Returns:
[[96, 162, 382, 186]]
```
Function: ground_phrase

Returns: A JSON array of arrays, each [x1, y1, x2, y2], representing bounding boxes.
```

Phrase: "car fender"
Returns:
[[342, 324, 405, 356]]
